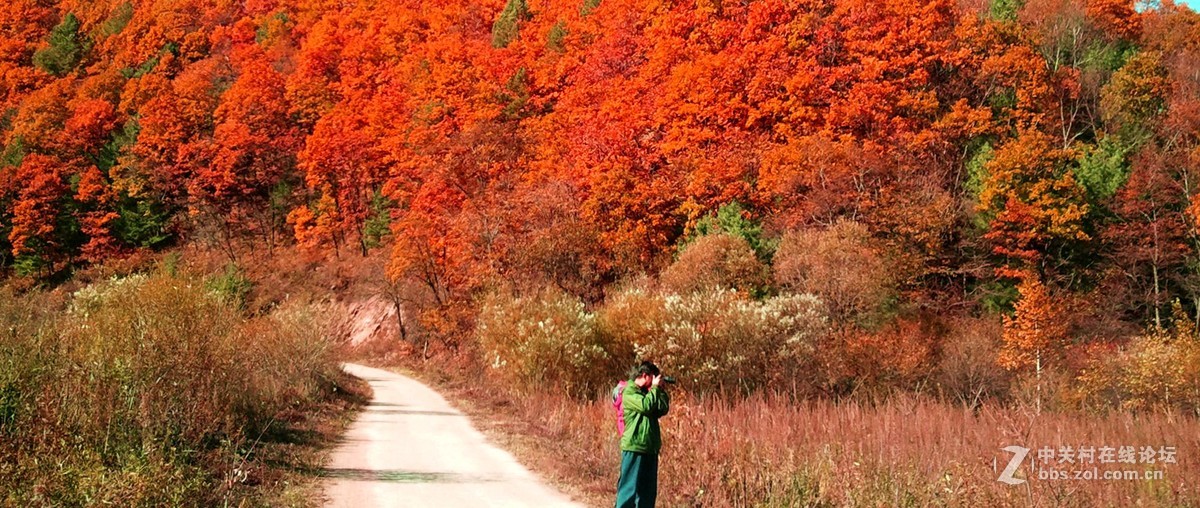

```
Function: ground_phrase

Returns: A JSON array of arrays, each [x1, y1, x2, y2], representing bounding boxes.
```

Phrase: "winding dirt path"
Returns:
[[321, 363, 584, 508]]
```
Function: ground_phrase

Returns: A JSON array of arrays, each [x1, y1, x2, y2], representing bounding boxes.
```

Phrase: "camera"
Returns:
[[661, 376, 677, 384]]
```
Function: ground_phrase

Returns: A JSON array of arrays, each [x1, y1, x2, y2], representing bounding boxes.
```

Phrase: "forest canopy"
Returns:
[[0, 0, 1198, 347]]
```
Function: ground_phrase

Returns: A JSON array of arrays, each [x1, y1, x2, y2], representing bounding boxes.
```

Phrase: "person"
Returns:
[[615, 361, 670, 508]]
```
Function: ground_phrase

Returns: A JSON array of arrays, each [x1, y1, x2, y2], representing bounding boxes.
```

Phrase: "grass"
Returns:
[[243, 369, 370, 507], [0, 270, 367, 507], [382, 269, 1200, 506], [381, 356, 1200, 508]]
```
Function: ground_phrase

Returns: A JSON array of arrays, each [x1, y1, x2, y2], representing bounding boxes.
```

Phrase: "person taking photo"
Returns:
[[615, 361, 670, 508]]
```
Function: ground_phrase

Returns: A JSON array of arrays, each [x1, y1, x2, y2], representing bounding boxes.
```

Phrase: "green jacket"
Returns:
[[620, 381, 670, 455]]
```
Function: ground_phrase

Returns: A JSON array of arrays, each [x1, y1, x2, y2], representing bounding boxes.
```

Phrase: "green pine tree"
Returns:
[[681, 202, 774, 262], [989, 0, 1023, 22], [547, 21, 568, 53], [33, 13, 86, 76], [492, 0, 531, 49], [581, 0, 602, 17]]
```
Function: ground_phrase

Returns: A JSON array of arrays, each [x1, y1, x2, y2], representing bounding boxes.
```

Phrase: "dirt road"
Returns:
[[322, 363, 584, 508]]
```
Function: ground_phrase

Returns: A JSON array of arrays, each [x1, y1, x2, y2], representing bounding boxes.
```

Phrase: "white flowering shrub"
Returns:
[[482, 280, 830, 397], [760, 293, 830, 392], [477, 289, 617, 398], [599, 286, 828, 395]]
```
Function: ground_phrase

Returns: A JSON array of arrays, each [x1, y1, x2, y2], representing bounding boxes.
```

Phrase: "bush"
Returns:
[[481, 281, 828, 397], [773, 219, 893, 325], [0, 272, 339, 506], [836, 318, 937, 396], [593, 278, 664, 363], [205, 263, 253, 309], [1073, 332, 1200, 413], [0, 288, 58, 440], [477, 289, 619, 398], [659, 233, 768, 296], [599, 286, 827, 396], [936, 317, 1011, 406]]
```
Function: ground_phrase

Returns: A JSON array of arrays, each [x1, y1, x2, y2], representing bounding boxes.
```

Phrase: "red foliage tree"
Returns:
[[8, 154, 67, 272], [292, 109, 385, 255]]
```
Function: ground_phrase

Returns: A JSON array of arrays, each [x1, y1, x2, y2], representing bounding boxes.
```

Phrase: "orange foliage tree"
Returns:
[[997, 275, 1069, 383], [977, 129, 1090, 278]]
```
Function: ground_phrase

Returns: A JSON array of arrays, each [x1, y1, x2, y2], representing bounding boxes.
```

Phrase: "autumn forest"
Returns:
[[0, 0, 1199, 403], [4, 0, 1200, 504]]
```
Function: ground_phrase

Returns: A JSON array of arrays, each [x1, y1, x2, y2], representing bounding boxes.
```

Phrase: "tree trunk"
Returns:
[[1153, 263, 1162, 330]]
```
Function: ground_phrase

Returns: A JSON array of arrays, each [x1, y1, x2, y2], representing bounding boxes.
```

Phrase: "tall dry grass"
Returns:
[[476, 387, 1200, 507], [0, 271, 343, 506]]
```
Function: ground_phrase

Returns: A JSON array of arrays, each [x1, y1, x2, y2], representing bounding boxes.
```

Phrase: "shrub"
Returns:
[[0, 272, 340, 505], [234, 300, 340, 423], [205, 263, 253, 309], [660, 233, 768, 296], [837, 318, 937, 396], [773, 219, 893, 325], [594, 278, 664, 362], [490, 282, 828, 397], [1073, 332, 1200, 413], [0, 287, 58, 440], [757, 293, 831, 396], [61, 275, 247, 453], [477, 289, 618, 398], [936, 317, 1011, 406], [599, 286, 827, 396]]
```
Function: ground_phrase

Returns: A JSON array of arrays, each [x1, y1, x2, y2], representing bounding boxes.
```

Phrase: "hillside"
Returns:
[[2, 0, 1200, 504]]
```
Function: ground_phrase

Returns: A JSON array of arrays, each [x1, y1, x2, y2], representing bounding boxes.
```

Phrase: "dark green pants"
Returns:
[[615, 450, 658, 508]]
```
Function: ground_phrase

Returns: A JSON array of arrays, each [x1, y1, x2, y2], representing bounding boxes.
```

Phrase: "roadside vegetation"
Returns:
[[427, 380, 1200, 507], [0, 265, 363, 506], [368, 217, 1200, 507]]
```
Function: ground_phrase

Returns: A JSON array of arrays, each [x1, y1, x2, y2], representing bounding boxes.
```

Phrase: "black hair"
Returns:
[[634, 361, 660, 378]]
